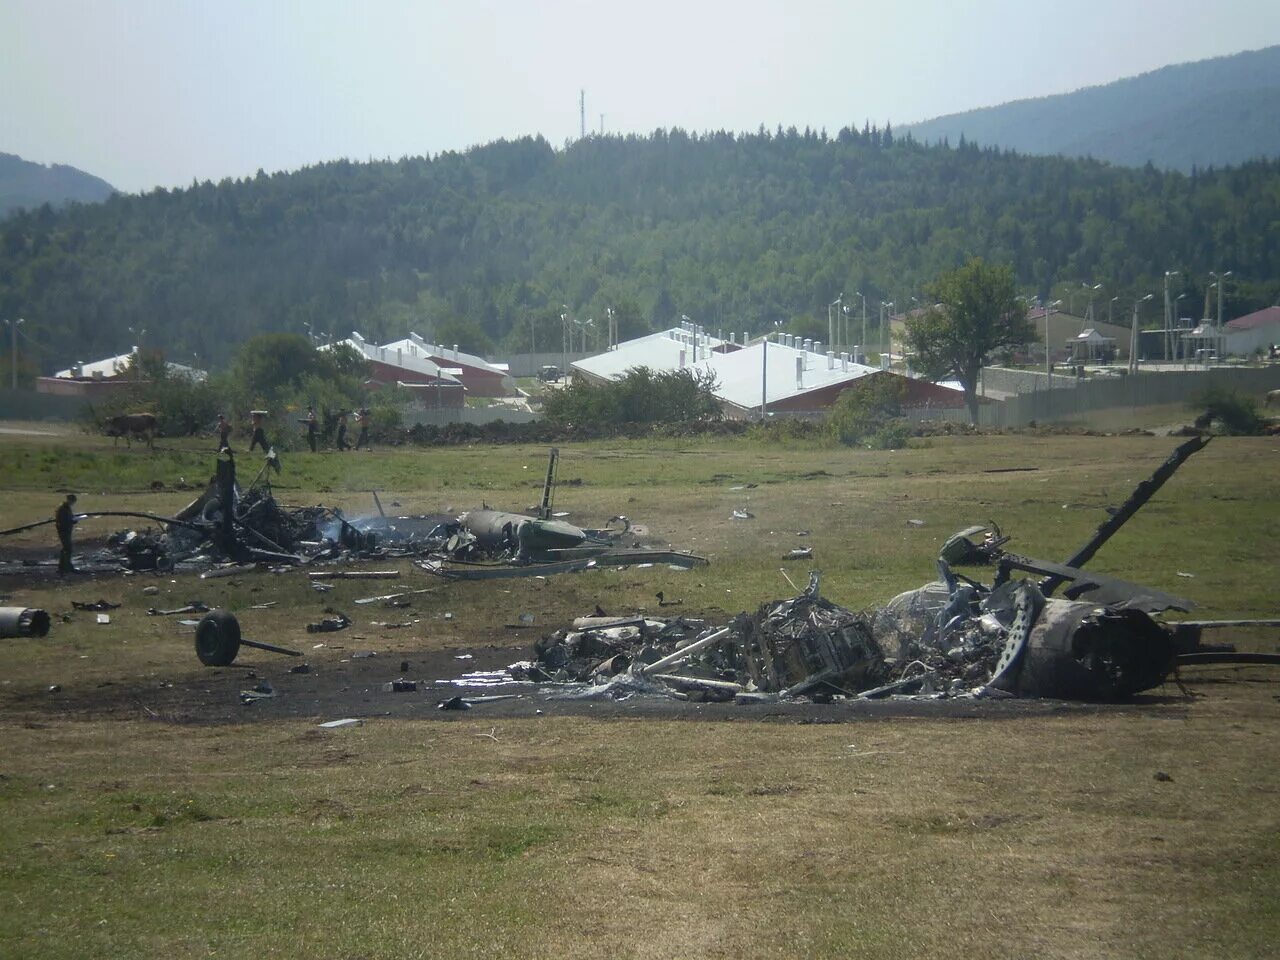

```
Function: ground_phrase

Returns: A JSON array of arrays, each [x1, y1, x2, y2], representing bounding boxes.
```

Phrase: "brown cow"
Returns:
[[104, 413, 158, 448]]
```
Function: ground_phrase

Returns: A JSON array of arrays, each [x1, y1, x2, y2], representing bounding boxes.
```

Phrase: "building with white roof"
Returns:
[[573, 323, 965, 418], [38, 347, 207, 398], [337, 331, 515, 397]]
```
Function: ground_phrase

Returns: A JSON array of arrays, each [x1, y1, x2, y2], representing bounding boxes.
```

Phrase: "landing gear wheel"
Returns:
[[195, 609, 242, 666]]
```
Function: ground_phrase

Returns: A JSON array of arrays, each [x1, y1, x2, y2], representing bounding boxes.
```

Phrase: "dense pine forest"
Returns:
[[2, 126, 1278, 374]]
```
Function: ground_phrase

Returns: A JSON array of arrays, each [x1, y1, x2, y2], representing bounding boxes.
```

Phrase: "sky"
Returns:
[[3, 0, 1280, 194]]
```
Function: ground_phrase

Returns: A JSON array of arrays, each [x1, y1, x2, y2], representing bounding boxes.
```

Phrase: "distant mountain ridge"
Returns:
[[902, 45, 1280, 172], [0, 152, 115, 217]]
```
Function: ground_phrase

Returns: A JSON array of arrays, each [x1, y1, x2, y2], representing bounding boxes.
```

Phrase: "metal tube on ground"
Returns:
[[637, 627, 731, 675]]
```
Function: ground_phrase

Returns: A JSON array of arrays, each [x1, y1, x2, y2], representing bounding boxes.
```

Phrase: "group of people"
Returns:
[[212, 407, 371, 453]]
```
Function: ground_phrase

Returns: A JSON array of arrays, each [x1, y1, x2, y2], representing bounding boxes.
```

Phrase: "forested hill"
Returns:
[[0, 153, 115, 218], [2, 128, 1278, 373], [903, 46, 1280, 173]]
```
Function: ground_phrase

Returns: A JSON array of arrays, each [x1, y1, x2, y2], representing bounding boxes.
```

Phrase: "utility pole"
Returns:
[[580, 90, 585, 140], [1163, 271, 1176, 362]]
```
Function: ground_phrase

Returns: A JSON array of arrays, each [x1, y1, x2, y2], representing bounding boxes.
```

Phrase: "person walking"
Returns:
[[303, 406, 318, 453], [55, 493, 79, 574], [335, 413, 350, 451], [249, 410, 269, 453], [215, 413, 232, 452], [354, 408, 370, 450]]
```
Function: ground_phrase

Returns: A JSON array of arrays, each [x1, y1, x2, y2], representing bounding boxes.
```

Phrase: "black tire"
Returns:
[[195, 609, 242, 666]]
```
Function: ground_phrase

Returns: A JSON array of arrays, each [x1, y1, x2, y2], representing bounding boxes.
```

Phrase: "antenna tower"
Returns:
[[579, 90, 585, 140]]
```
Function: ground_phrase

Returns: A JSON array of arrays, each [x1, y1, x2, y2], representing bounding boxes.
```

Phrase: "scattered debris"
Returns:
[[317, 718, 362, 729], [194, 609, 303, 666], [240, 679, 276, 703], [783, 547, 814, 561], [732, 508, 755, 520], [306, 610, 352, 634], [381, 679, 418, 692], [95, 614, 111, 625], [146, 601, 210, 617], [72, 599, 120, 612], [308, 570, 400, 581]]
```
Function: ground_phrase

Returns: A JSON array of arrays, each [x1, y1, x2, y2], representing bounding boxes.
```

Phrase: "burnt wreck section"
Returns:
[[499, 436, 1275, 705], [0, 446, 705, 578]]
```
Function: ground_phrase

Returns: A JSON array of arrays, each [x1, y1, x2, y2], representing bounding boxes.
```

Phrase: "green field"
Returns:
[[1, 428, 1278, 959]]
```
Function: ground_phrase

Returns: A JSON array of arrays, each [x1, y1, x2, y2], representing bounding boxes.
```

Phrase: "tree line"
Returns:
[[2, 126, 1278, 377]]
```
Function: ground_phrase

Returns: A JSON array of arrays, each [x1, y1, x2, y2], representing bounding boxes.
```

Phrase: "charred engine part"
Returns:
[[940, 522, 1010, 565], [989, 585, 1175, 700], [731, 589, 887, 696], [194, 609, 303, 666], [0, 607, 52, 638], [460, 509, 588, 559]]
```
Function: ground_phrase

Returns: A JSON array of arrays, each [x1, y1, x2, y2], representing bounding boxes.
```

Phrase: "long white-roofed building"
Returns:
[[572, 322, 965, 418]]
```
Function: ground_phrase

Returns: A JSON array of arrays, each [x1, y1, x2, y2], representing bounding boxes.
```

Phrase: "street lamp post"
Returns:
[[828, 295, 843, 353], [1173, 292, 1188, 362], [1129, 294, 1154, 373], [842, 304, 851, 357], [880, 301, 895, 363], [1162, 271, 1178, 362], [560, 307, 569, 379], [1082, 283, 1102, 324], [1210, 270, 1232, 327], [1109, 296, 1119, 326], [3, 318, 24, 389], [1042, 300, 1062, 376], [855, 291, 867, 360]]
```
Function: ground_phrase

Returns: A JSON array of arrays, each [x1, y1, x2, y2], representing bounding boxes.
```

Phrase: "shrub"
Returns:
[[543, 367, 721, 426], [1192, 388, 1266, 436], [827, 376, 907, 446]]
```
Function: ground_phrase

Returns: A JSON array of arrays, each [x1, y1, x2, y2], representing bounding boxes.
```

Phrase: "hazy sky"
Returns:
[[4, 0, 1279, 193]]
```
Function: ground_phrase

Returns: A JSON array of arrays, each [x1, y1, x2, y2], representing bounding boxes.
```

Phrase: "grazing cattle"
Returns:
[[1265, 389, 1280, 408], [104, 413, 158, 448]]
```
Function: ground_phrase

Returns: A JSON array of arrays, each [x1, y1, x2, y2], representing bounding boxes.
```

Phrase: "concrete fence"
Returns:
[[401, 406, 541, 427], [980, 366, 1080, 395], [907, 366, 1280, 428], [489, 352, 592, 378], [0, 388, 90, 421]]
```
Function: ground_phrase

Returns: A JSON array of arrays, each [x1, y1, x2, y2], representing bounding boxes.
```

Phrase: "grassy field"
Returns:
[[1, 427, 1278, 959]]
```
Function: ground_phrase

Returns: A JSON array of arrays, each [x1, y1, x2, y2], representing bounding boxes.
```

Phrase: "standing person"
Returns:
[[249, 410, 269, 452], [335, 413, 349, 451], [354, 408, 370, 450], [215, 413, 232, 452], [304, 406, 318, 453], [55, 493, 79, 574]]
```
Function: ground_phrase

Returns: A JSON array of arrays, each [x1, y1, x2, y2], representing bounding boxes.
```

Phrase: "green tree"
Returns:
[[902, 258, 1031, 422]]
